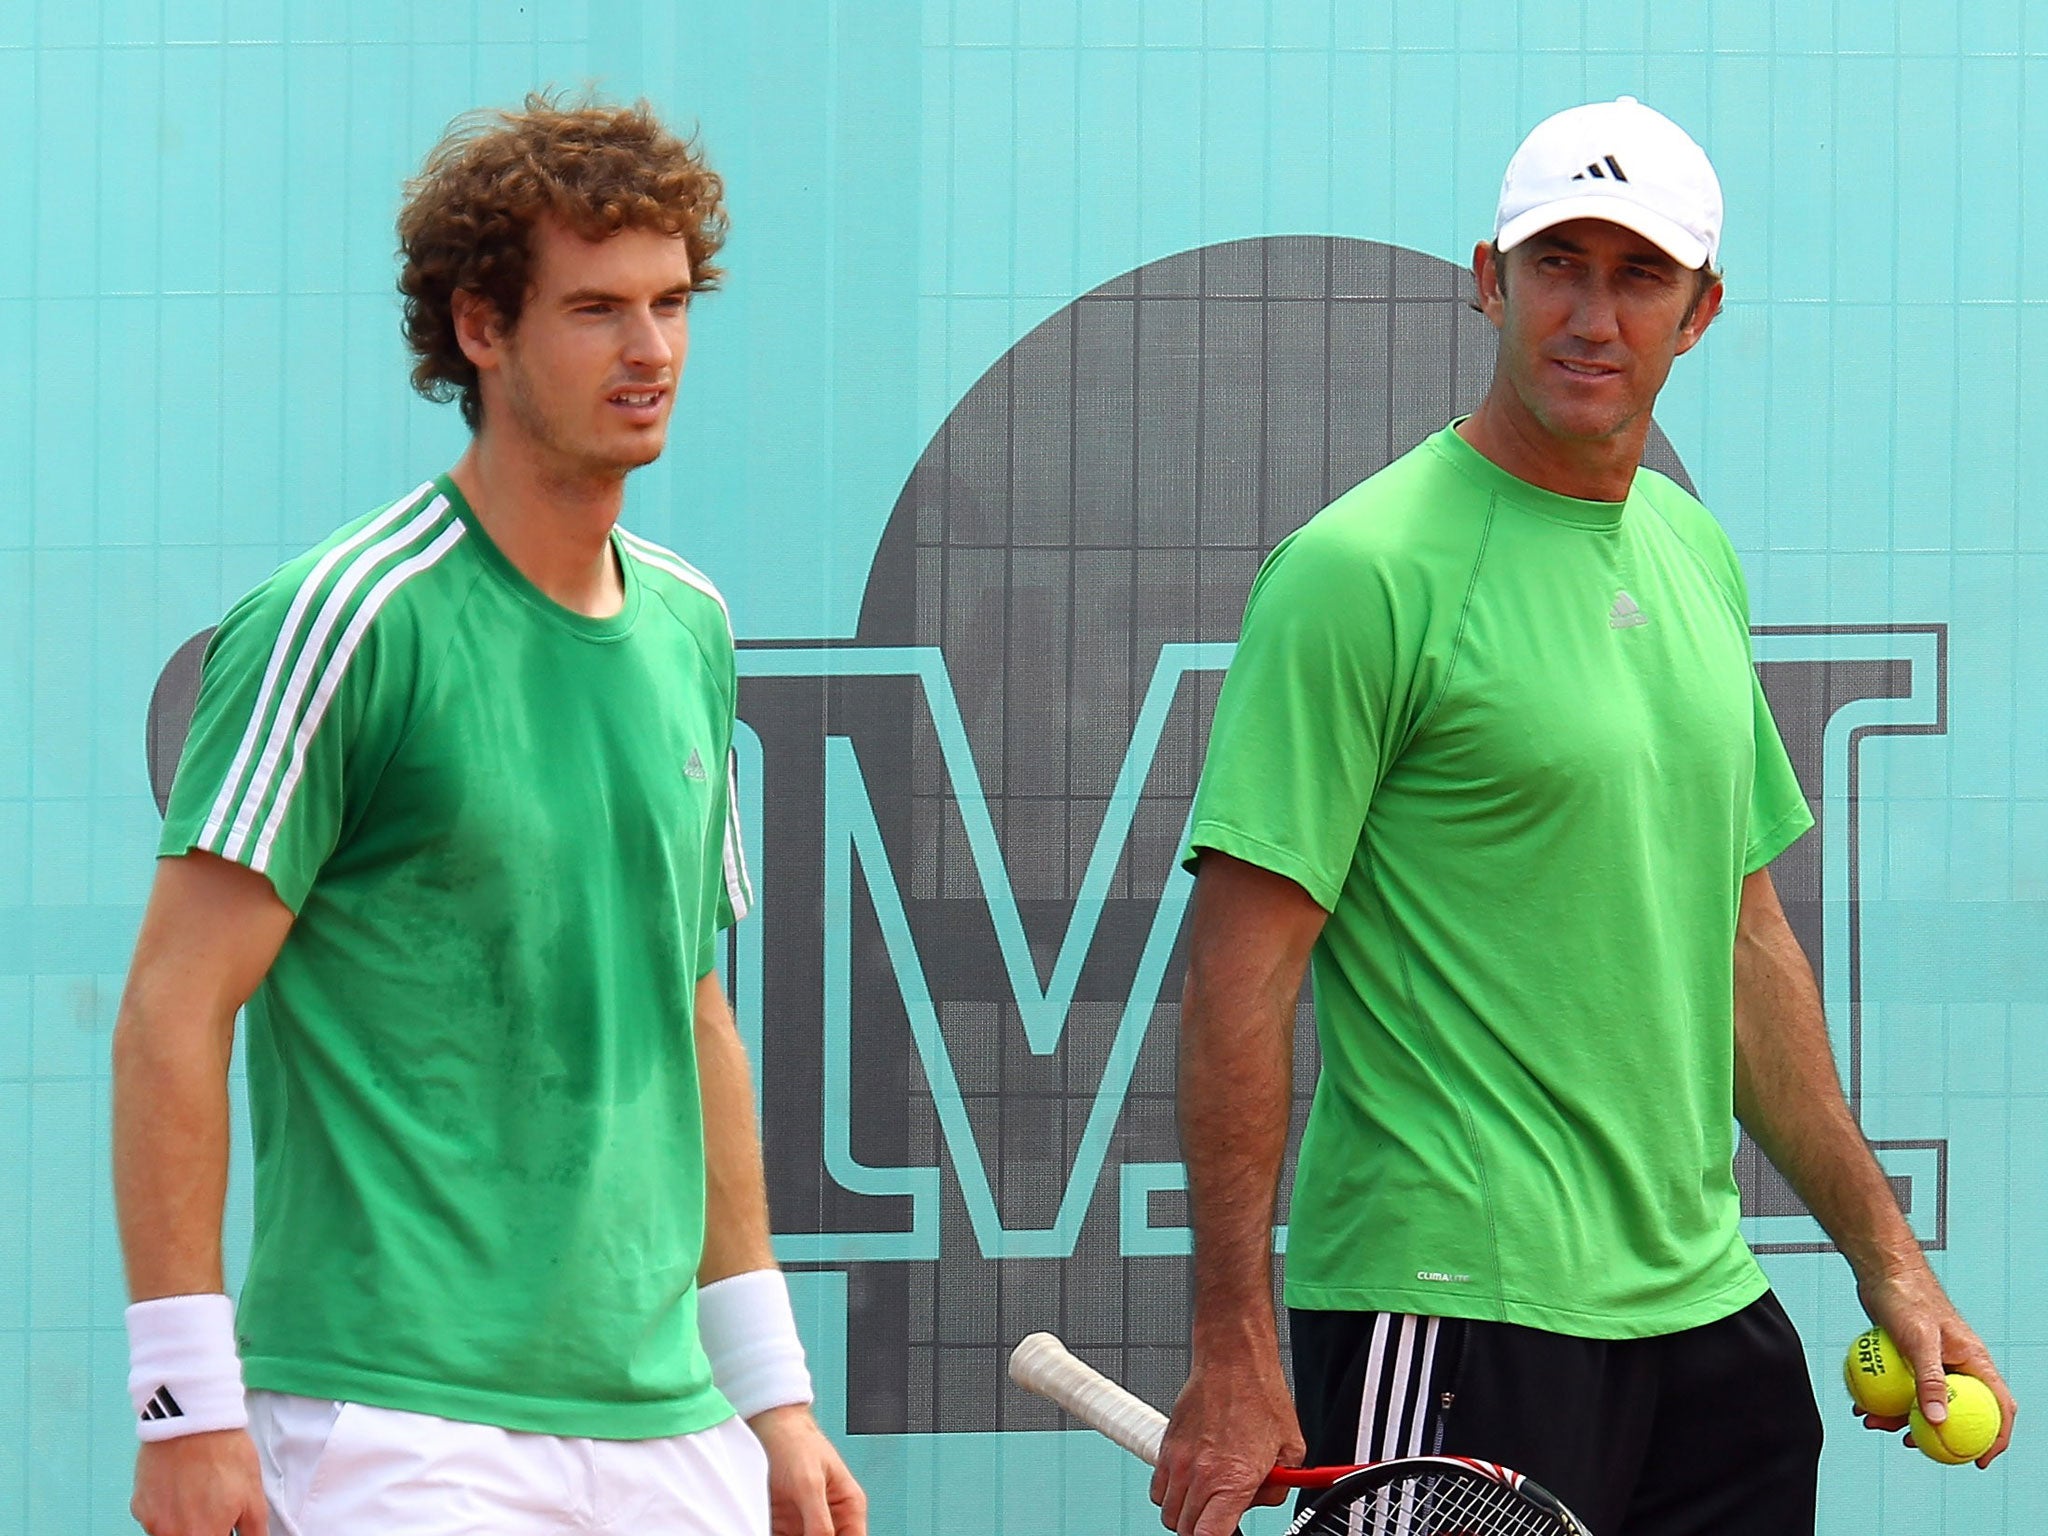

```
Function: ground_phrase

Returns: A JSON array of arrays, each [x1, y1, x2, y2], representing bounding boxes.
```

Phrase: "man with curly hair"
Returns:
[[112, 95, 867, 1535]]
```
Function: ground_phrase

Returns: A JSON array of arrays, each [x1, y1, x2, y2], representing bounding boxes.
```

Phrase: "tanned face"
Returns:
[[465, 216, 695, 479], [1475, 218, 1721, 451]]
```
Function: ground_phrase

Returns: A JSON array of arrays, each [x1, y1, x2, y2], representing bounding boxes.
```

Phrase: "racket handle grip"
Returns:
[[1008, 1332, 1169, 1466]]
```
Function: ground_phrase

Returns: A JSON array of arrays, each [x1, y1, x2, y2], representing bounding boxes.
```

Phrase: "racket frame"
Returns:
[[1008, 1331, 1591, 1532]]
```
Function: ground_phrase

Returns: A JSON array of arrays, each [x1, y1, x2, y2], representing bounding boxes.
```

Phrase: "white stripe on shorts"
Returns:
[[1352, 1311, 1446, 1465]]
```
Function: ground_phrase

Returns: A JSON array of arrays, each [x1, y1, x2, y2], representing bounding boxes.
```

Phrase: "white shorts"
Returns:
[[247, 1391, 770, 1536]]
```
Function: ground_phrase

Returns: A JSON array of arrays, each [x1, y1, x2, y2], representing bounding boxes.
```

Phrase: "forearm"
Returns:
[[1181, 976, 1294, 1348], [1177, 859, 1320, 1354], [1733, 876, 2017, 1459], [1153, 856, 1321, 1524], [693, 974, 777, 1283], [1732, 873, 1922, 1283], [112, 853, 294, 1305], [690, 972, 826, 1436], [112, 995, 236, 1301]]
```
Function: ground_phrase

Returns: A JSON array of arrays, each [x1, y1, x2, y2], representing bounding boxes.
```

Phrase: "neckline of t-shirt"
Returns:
[[1430, 421, 1634, 531], [435, 474, 644, 641]]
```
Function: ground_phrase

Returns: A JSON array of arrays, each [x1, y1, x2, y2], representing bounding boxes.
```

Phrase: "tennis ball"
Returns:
[[1844, 1327, 1916, 1418], [1909, 1374, 2000, 1465]]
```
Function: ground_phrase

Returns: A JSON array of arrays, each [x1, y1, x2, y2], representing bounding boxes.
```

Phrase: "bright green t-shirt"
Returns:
[[1186, 425, 1813, 1337], [160, 475, 752, 1437]]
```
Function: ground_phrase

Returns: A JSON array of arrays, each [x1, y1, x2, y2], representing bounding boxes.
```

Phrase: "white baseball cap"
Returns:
[[1493, 96, 1723, 271]]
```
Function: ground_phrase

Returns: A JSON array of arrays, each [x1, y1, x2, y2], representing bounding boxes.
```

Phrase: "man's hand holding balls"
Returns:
[[1844, 1326, 2009, 1468]]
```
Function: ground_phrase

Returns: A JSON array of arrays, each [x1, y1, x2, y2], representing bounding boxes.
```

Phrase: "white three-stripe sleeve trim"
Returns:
[[217, 496, 453, 862], [617, 533, 750, 922], [249, 521, 469, 872], [619, 532, 732, 631], [723, 751, 753, 921], [197, 482, 436, 850]]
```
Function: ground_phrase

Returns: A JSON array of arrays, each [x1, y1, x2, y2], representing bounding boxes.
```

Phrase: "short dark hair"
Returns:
[[397, 92, 728, 430]]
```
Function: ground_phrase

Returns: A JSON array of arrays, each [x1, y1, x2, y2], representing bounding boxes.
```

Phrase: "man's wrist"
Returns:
[[1190, 1285, 1282, 1352], [1190, 1329, 1285, 1380], [698, 1268, 815, 1420], [1834, 1206, 1935, 1284], [125, 1293, 248, 1442], [744, 1400, 820, 1434]]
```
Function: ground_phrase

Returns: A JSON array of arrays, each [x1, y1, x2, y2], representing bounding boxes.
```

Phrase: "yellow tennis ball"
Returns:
[[1909, 1374, 2001, 1465], [1844, 1328, 1916, 1418]]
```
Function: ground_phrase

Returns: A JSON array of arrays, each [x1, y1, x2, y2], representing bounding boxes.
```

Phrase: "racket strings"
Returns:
[[1294, 1469, 1573, 1536]]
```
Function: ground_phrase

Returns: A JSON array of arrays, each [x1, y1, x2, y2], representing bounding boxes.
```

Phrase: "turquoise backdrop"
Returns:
[[2, 1, 2042, 1531]]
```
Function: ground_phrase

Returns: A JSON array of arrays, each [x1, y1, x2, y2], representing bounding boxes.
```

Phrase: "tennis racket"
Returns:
[[1008, 1331, 1592, 1536]]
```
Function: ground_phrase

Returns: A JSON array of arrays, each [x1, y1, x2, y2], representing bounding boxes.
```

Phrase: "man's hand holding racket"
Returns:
[[1152, 1335, 1305, 1536], [1013, 1333, 1591, 1535]]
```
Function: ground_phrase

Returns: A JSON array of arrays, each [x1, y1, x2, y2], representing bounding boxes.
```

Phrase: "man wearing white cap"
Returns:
[[1153, 98, 2015, 1535]]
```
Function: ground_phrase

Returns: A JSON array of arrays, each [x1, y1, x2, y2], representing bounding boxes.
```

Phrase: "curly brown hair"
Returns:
[[397, 92, 728, 430]]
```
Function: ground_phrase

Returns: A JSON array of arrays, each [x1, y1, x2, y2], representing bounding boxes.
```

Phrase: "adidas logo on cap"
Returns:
[[1494, 96, 1723, 271]]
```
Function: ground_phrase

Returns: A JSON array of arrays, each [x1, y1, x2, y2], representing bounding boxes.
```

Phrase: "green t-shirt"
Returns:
[[1186, 425, 1813, 1338], [160, 475, 752, 1437]]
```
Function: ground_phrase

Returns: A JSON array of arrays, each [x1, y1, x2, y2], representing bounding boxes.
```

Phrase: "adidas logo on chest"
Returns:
[[1609, 589, 1648, 629]]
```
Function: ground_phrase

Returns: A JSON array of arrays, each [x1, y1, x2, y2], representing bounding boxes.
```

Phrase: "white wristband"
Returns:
[[125, 1294, 248, 1442], [697, 1269, 814, 1421]]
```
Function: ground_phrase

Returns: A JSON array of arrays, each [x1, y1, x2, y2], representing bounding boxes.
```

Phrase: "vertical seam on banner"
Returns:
[[197, 482, 436, 849], [250, 521, 469, 871]]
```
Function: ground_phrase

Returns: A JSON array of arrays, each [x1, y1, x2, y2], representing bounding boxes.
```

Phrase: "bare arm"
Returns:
[[1153, 852, 1327, 1536], [694, 973, 867, 1536], [1181, 854, 1326, 1366], [114, 853, 293, 1300], [1733, 866, 2015, 1463], [113, 851, 294, 1536], [694, 973, 777, 1285]]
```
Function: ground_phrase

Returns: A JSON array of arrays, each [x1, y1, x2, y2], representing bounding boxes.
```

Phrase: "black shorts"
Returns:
[[1289, 1291, 1822, 1535]]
